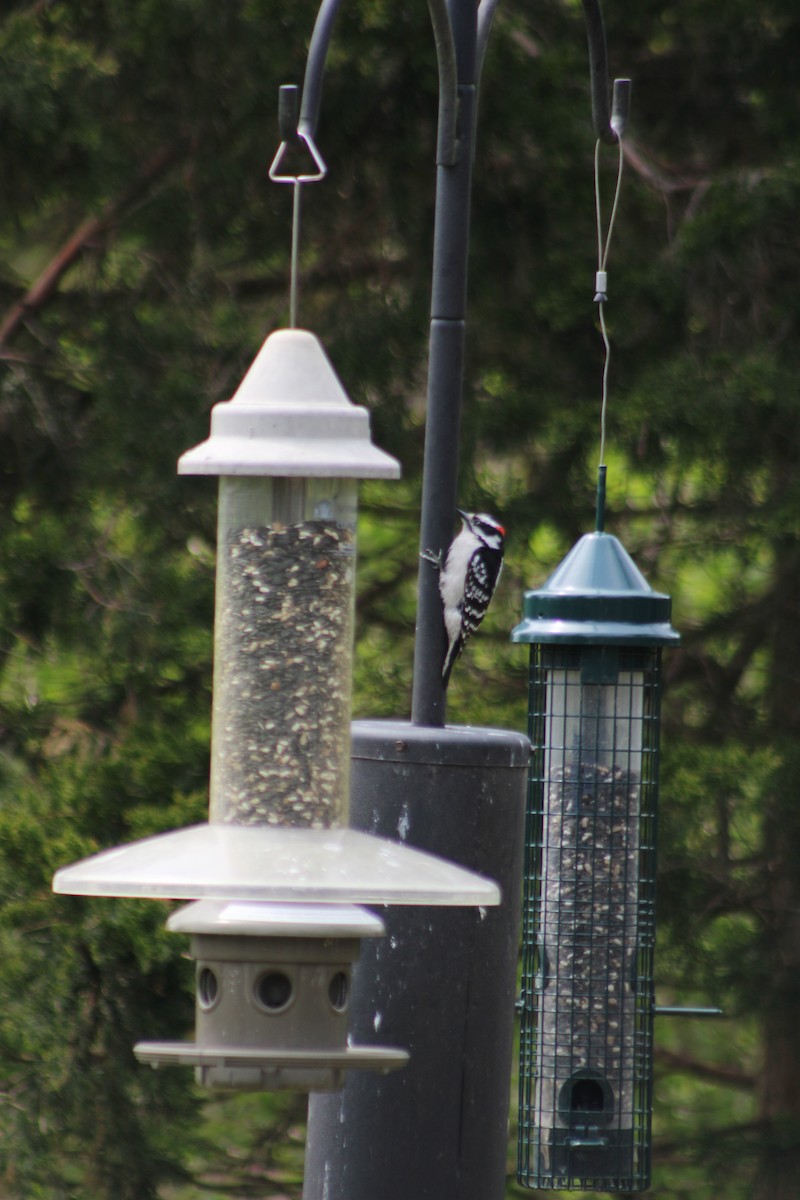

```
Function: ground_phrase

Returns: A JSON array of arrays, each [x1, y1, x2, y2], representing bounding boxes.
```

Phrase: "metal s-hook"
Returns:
[[269, 84, 328, 327], [581, 0, 630, 143], [609, 77, 631, 139], [269, 85, 327, 184]]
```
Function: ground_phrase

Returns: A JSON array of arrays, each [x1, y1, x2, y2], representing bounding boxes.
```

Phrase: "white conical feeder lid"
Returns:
[[52, 824, 501, 906], [178, 329, 401, 479]]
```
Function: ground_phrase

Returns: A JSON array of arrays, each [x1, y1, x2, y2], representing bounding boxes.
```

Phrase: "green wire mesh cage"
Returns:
[[512, 532, 679, 1192]]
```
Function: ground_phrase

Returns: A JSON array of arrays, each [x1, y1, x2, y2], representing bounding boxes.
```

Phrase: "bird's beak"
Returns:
[[456, 508, 469, 523]]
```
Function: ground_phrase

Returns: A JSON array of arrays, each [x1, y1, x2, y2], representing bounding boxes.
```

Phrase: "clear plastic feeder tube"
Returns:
[[211, 475, 358, 828]]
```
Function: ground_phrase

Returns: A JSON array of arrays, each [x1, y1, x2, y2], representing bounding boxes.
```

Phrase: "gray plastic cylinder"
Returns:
[[303, 719, 529, 1200]]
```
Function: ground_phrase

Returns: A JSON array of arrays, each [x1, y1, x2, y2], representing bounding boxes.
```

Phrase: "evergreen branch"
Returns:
[[623, 137, 709, 196], [654, 1046, 756, 1092], [0, 143, 184, 350], [653, 1118, 771, 1160]]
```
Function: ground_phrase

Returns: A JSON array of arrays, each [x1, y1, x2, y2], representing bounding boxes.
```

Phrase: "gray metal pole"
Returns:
[[411, 0, 479, 728], [292, 7, 526, 1197], [303, 720, 528, 1200]]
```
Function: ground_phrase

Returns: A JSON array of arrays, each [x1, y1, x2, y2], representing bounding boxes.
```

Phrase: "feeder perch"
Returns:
[[511, 530, 679, 1192], [54, 327, 501, 1092]]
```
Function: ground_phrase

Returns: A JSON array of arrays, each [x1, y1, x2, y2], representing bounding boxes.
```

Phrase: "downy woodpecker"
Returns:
[[435, 510, 506, 687]]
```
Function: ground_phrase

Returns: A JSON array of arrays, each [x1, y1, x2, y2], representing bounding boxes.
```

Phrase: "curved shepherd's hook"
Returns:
[[479, 0, 629, 143], [476, 0, 501, 86], [581, 0, 630, 142], [286, 0, 628, 173], [294, 0, 459, 167]]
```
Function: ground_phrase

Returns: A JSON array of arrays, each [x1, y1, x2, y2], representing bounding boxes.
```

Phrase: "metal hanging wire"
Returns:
[[580, 0, 631, 531], [594, 133, 625, 472]]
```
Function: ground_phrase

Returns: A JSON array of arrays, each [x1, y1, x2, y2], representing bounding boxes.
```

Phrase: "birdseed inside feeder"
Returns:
[[511, 529, 679, 1192]]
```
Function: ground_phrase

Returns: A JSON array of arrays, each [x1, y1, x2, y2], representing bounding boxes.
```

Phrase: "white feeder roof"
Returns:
[[52, 823, 501, 907], [178, 328, 401, 479]]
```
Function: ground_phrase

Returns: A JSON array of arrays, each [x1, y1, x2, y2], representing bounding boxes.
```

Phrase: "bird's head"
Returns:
[[457, 510, 506, 551]]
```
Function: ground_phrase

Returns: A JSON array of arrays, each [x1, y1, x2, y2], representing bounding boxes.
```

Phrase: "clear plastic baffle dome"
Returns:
[[178, 329, 400, 829]]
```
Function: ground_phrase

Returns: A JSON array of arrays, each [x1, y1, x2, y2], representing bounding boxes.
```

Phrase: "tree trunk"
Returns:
[[754, 541, 800, 1200]]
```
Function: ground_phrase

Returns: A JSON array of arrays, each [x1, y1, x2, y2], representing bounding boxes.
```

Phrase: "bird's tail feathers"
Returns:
[[441, 637, 462, 689]]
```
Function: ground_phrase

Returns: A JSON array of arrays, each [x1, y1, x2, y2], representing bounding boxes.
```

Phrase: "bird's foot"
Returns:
[[420, 548, 442, 571]]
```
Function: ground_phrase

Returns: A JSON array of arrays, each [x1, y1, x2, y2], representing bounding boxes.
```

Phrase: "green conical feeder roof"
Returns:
[[511, 531, 680, 646]]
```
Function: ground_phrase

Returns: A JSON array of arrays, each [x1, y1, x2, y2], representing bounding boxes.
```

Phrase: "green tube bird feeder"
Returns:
[[512, 526, 679, 1192]]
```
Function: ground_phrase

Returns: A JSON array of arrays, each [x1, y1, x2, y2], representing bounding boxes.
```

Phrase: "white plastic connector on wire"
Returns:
[[594, 270, 608, 303]]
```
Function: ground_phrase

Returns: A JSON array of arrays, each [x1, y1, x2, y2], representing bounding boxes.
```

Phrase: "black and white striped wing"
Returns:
[[462, 550, 503, 639]]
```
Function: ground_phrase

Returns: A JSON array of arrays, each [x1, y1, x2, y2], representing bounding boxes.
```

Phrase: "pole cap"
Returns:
[[178, 329, 401, 479], [511, 531, 680, 646]]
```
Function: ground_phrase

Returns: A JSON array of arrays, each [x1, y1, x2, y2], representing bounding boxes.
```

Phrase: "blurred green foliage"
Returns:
[[1, 0, 800, 1196]]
